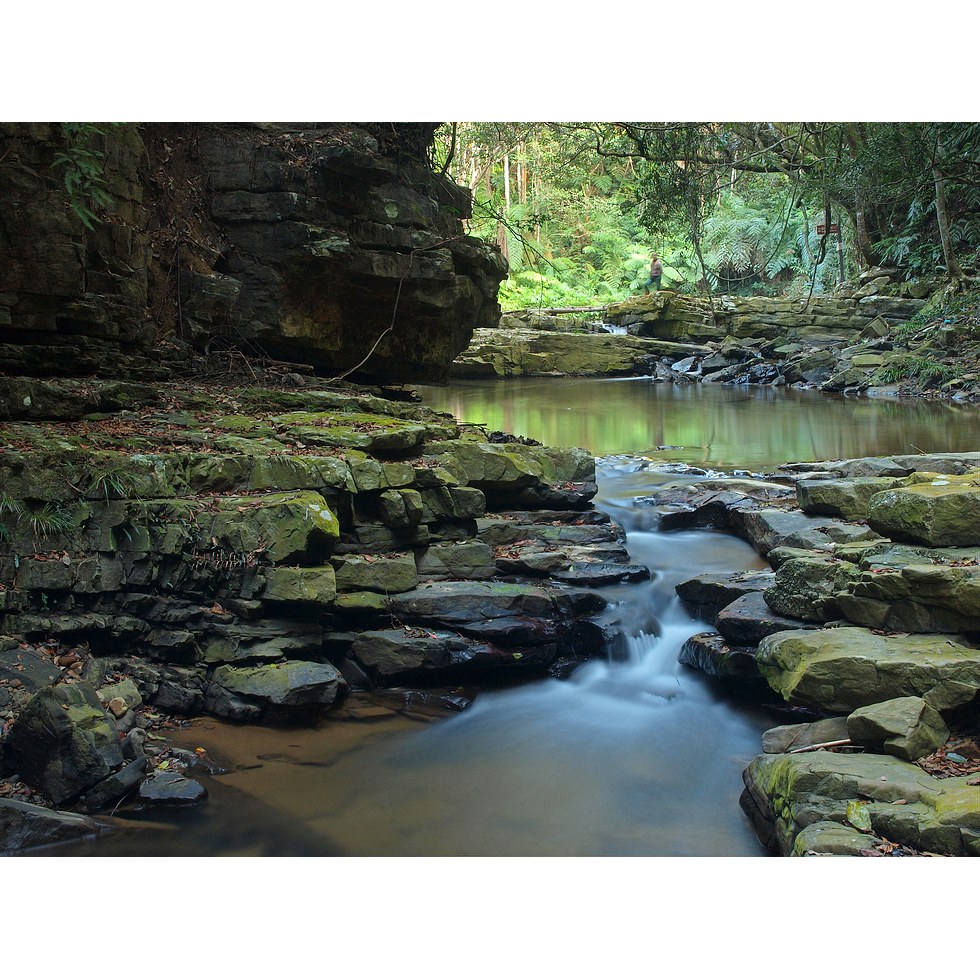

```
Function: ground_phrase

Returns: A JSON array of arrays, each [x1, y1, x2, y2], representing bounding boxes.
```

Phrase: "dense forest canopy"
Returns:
[[432, 122, 980, 310]]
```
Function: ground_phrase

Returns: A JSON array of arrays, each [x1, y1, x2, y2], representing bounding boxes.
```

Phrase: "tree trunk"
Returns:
[[852, 189, 876, 269], [933, 152, 965, 282], [496, 221, 509, 263]]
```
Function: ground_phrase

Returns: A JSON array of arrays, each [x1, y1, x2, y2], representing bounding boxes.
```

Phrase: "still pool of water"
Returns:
[[416, 376, 980, 466], [56, 379, 978, 857]]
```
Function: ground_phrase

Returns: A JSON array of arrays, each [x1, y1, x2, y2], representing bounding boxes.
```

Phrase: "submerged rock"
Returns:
[[137, 769, 208, 807]]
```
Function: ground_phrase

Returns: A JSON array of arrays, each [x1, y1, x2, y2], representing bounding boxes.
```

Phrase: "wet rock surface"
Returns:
[[658, 449, 980, 856], [0, 376, 645, 852]]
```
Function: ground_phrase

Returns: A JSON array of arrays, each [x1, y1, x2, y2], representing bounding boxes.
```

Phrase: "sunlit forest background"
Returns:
[[431, 123, 980, 310]]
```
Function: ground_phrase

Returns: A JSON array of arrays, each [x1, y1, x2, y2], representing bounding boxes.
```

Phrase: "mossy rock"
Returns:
[[332, 553, 418, 594], [269, 411, 454, 455], [796, 477, 906, 521], [763, 555, 863, 622], [202, 491, 340, 563], [867, 474, 980, 546], [209, 661, 345, 717], [426, 441, 594, 491], [416, 541, 496, 580], [757, 626, 980, 713], [379, 489, 425, 527], [743, 750, 979, 856], [2, 681, 124, 806], [839, 560, 980, 633], [262, 565, 337, 604], [248, 454, 353, 493], [846, 697, 949, 761]]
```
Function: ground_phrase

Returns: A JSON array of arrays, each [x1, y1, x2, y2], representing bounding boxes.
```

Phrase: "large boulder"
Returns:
[[838, 560, 980, 633], [846, 697, 949, 762], [742, 750, 979, 856], [866, 474, 980, 547], [763, 554, 862, 622], [756, 626, 980, 713], [206, 661, 346, 723], [2, 681, 124, 805]]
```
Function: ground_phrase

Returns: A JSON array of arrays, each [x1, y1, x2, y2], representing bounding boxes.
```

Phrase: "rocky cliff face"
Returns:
[[0, 123, 506, 382], [0, 123, 154, 377]]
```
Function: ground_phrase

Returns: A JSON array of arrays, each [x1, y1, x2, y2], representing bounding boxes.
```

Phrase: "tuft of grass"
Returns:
[[871, 355, 959, 388], [27, 503, 78, 542]]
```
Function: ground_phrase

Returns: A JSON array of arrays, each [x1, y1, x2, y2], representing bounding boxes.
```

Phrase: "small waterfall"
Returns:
[[603, 323, 629, 335]]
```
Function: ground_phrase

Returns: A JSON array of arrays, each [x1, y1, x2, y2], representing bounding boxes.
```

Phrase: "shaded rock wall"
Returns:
[[0, 123, 506, 383], [0, 123, 153, 376]]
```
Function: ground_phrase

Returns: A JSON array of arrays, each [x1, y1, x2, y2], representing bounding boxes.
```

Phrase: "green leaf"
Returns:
[[846, 800, 873, 832]]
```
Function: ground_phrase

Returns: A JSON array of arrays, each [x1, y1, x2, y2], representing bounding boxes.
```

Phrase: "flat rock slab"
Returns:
[[349, 627, 555, 680], [388, 580, 606, 638], [757, 626, 980, 713], [137, 770, 209, 806], [866, 475, 980, 547], [0, 642, 61, 692], [551, 562, 650, 587], [728, 507, 878, 556], [675, 570, 776, 623], [0, 798, 102, 854], [715, 591, 810, 645], [742, 750, 979, 856]]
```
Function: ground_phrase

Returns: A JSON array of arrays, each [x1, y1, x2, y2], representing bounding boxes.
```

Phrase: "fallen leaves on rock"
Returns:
[[917, 737, 980, 778]]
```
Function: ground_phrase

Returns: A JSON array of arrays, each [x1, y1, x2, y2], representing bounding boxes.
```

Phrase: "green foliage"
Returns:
[[437, 122, 980, 307], [870, 355, 958, 388], [892, 290, 980, 346], [87, 465, 141, 502], [53, 123, 114, 229], [26, 502, 78, 542]]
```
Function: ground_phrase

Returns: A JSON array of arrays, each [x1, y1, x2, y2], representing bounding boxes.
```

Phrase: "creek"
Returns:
[[56, 379, 979, 857]]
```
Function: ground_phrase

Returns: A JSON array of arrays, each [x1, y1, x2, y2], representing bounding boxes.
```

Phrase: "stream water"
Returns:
[[55, 379, 979, 857]]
